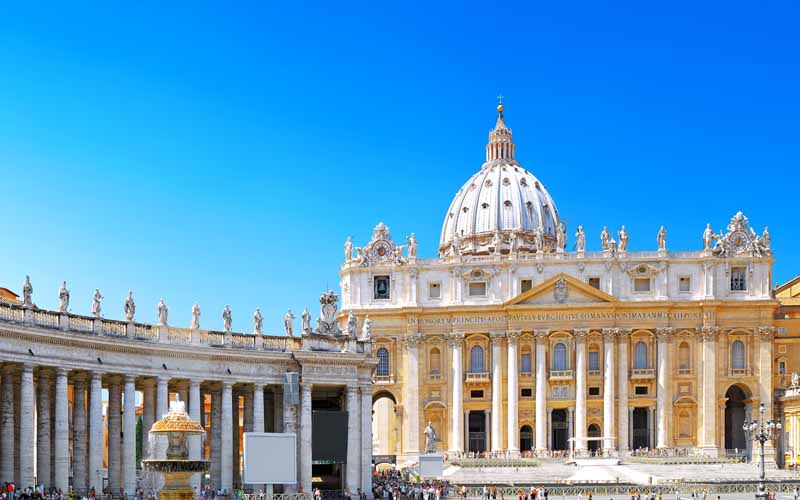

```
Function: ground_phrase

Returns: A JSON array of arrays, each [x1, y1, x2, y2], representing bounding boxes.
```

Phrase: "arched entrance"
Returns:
[[520, 425, 533, 452], [372, 391, 398, 457], [725, 385, 750, 453], [587, 424, 601, 453]]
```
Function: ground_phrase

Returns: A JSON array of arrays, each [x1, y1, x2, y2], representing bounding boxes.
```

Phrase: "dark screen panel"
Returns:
[[312, 410, 348, 462]]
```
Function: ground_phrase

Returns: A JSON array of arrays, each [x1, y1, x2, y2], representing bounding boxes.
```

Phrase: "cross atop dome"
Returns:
[[487, 99, 514, 161]]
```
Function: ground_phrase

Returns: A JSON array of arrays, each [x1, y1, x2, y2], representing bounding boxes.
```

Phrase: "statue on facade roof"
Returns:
[[191, 303, 201, 329], [575, 226, 586, 253], [361, 315, 372, 340], [346, 310, 358, 337], [407, 233, 418, 259], [760, 227, 771, 251], [657, 225, 667, 251], [301, 307, 311, 334], [284, 308, 295, 336], [92, 289, 103, 318], [314, 290, 341, 336], [600, 226, 610, 251], [58, 281, 69, 313], [344, 236, 353, 262], [792, 372, 799, 389], [22, 275, 33, 308], [618, 225, 629, 252], [703, 224, 714, 251], [534, 229, 544, 253], [492, 230, 502, 255], [451, 233, 461, 256], [556, 222, 566, 252], [124, 291, 136, 322], [222, 305, 232, 332], [253, 308, 263, 335], [157, 298, 168, 325]]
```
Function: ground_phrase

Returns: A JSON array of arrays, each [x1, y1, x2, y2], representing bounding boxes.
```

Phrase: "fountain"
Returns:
[[142, 400, 208, 500]]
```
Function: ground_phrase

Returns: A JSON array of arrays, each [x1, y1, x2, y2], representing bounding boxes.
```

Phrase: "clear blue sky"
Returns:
[[1, 2, 798, 334]]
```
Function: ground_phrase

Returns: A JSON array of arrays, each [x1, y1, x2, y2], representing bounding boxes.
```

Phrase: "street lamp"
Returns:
[[743, 402, 782, 500]]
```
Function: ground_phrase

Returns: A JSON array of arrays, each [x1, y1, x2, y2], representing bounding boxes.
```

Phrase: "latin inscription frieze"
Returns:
[[407, 310, 711, 327]]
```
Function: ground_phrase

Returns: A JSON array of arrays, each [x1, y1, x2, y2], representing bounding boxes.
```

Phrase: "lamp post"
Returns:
[[743, 402, 782, 500]]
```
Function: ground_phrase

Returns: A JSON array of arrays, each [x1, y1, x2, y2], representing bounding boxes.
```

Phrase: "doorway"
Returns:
[[725, 385, 748, 452], [520, 425, 533, 452], [551, 409, 568, 451], [468, 411, 487, 453], [632, 407, 650, 450], [587, 424, 601, 453]]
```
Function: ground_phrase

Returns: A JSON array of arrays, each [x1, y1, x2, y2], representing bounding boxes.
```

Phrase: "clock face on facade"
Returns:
[[373, 240, 392, 259], [731, 231, 748, 251]]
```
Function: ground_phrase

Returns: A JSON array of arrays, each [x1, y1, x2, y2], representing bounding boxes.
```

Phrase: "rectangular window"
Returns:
[[731, 266, 747, 291], [521, 279, 533, 293], [588, 277, 601, 290], [428, 282, 441, 299], [588, 351, 599, 371], [635, 386, 648, 395], [780, 361, 786, 375], [588, 387, 600, 396], [468, 282, 487, 297], [521, 388, 533, 398], [520, 353, 532, 373], [374, 276, 391, 300], [679, 276, 691, 292], [470, 390, 484, 399], [634, 278, 651, 292]]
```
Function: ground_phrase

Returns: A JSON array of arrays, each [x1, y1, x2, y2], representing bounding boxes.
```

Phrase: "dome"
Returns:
[[439, 106, 562, 257]]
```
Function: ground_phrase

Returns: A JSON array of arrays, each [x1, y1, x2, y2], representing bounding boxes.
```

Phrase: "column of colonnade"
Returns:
[[432, 326, 769, 457], [0, 364, 323, 497]]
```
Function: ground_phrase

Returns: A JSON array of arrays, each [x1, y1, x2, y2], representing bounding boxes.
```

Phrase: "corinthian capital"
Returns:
[[602, 328, 618, 340], [447, 331, 465, 347], [403, 332, 424, 348], [490, 331, 506, 344], [700, 326, 719, 341], [656, 327, 673, 339], [534, 329, 549, 344], [507, 330, 522, 345], [616, 328, 632, 339], [574, 328, 590, 339], [758, 326, 775, 341]]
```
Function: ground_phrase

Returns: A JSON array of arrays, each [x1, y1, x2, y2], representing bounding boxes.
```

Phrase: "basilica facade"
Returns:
[[344, 104, 800, 464]]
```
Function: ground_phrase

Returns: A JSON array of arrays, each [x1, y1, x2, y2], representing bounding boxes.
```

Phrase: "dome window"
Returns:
[[462, 207, 469, 213], [485, 179, 493, 187], [504, 200, 512, 208], [449, 212, 454, 219], [503, 177, 510, 186], [535, 181, 541, 190], [481, 202, 489, 209], [519, 178, 527, 187], [470, 183, 477, 191]]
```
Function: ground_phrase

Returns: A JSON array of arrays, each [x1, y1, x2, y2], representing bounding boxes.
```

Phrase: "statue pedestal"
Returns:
[[419, 453, 445, 479]]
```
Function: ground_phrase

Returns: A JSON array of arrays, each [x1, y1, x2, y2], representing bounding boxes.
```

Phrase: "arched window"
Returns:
[[634, 341, 648, 369], [731, 340, 746, 370], [376, 348, 390, 376], [553, 343, 567, 371], [678, 342, 691, 370], [520, 347, 532, 373], [469, 345, 485, 373], [429, 348, 441, 375]]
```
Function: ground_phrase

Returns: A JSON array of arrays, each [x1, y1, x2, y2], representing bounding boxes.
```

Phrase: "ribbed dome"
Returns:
[[439, 106, 562, 257]]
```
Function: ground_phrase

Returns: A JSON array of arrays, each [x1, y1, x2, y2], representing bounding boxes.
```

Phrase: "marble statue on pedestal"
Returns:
[[657, 225, 667, 251], [618, 225, 629, 251], [407, 233, 418, 258], [792, 372, 800, 389], [58, 281, 70, 313], [346, 310, 358, 337], [509, 231, 518, 256], [284, 308, 295, 336], [92, 289, 103, 318], [191, 304, 201, 329], [600, 226, 610, 251], [157, 298, 169, 325], [22, 275, 33, 308], [124, 291, 136, 322], [344, 237, 353, 262], [575, 226, 586, 252], [314, 290, 342, 336], [492, 230, 502, 255], [703, 224, 714, 251], [361, 315, 372, 340], [424, 421, 438, 453], [222, 305, 232, 332], [301, 307, 311, 334], [556, 222, 566, 252], [253, 308, 263, 335], [760, 227, 771, 251]]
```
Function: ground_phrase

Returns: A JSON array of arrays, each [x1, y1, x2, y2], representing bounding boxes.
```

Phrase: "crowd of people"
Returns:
[[371, 470, 451, 500]]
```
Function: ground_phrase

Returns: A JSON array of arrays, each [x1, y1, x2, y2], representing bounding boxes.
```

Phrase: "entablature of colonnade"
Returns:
[[293, 350, 378, 386]]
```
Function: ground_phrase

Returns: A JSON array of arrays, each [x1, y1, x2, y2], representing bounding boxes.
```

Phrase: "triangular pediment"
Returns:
[[505, 273, 618, 306]]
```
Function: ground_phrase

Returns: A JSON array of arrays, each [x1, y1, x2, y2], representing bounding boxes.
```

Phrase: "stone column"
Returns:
[[759, 326, 776, 461], [141, 379, 156, 460], [574, 329, 588, 452], [274, 388, 284, 433], [346, 385, 361, 499], [88, 371, 104, 492], [568, 407, 574, 449], [404, 334, 421, 455], [188, 380, 202, 494], [282, 385, 297, 494], [72, 374, 88, 492], [252, 384, 265, 433], [244, 387, 254, 434], [37, 369, 51, 488], [221, 382, 233, 493], [449, 332, 464, 453], [547, 408, 554, 450], [656, 328, 670, 449], [360, 385, 372, 496], [19, 365, 34, 488], [123, 376, 137, 496], [535, 329, 548, 451], [107, 377, 122, 495], [490, 332, 504, 452], [506, 332, 520, 454], [157, 376, 170, 420], [14, 378, 20, 486], [602, 328, 616, 453], [617, 330, 630, 454], [648, 406, 655, 448], [1, 366, 14, 484], [300, 383, 313, 493], [699, 327, 719, 457], [211, 388, 222, 487], [54, 368, 69, 492], [232, 391, 240, 487]]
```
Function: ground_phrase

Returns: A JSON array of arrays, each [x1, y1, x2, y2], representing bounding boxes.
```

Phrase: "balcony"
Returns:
[[465, 371, 490, 383], [549, 370, 574, 381], [519, 371, 534, 379], [429, 373, 443, 382], [630, 368, 656, 379], [587, 370, 602, 377], [729, 367, 752, 377], [373, 375, 395, 384], [678, 368, 692, 376]]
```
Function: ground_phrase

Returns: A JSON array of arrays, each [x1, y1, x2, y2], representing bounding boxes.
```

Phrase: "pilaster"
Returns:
[[506, 331, 520, 454], [602, 328, 617, 454], [54, 368, 69, 492], [490, 331, 505, 452], [574, 328, 589, 452], [123, 375, 137, 496], [656, 327, 671, 449], [534, 329, 548, 451]]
